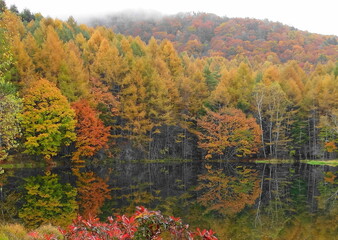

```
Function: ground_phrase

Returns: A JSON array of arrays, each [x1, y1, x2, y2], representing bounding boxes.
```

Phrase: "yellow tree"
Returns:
[[0, 10, 25, 83], [83, 29, 104, 66], [179, 55, 209, 118], [11, 37, 36, 89], [252, 66, 282, 158], [140, 57, 176, 157], [301, 64, 338, 158], [22, 33, 39, 65], [159, 39, 182, 78], [59, 41, 89, 101], [0, 10, 25, 40], [90, 38, 127, 86], [148, 38, 183, 126], [209, 68, 232, 109], [0, 26, 22, 161], [120, 58, 152, 146], [150, 52, 181, 123], [74, 33, 87, 53], [175, 55, 209, 158], [147, 39, 183, 156], [262, 65, 280, 85], [35, 26, 65, 84], [21, 79, 76, 160], [211, 62, 254, 111], [147, 37, 159, 58], [231, 62, 255, 110], [256, 82, 292, 158], [280, 60, 305, 105], [313, 73, 338, 156], [142, 57, 173, 127]]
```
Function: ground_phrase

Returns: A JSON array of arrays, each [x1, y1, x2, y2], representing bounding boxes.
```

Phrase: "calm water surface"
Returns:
[[1, 160, 337, 239]]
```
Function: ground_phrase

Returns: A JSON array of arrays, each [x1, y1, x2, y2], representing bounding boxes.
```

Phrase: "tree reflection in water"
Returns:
[[196, 164, 261, 216], [0, 161, 337, 239], [73, 168, 111, 219]]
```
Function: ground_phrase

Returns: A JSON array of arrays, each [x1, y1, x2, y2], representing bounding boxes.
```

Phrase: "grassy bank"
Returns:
[[254, 159, 338, 166]]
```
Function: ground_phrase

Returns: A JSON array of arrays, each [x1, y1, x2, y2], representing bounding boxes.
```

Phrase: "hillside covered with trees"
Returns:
[[92, 12, 338, 64], [0, 1, 337, 162]]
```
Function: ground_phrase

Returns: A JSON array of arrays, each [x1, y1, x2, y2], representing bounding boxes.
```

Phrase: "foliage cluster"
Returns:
[[59, 206, 217, 239]]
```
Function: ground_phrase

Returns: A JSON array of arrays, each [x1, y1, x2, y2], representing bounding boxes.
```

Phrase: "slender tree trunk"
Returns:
[[255, 163, 266, 227], [254, 89, 267, 158], [274, 110, 281, 159], [148, 130, 152, 159]]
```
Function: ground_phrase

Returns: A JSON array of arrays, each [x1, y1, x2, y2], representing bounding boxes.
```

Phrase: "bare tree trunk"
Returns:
[[255, 90, 267, 158], [255, 163, 266, 227]]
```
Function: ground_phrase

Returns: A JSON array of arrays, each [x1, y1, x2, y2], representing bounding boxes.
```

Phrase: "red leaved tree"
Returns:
[[72, 100, 110, 161]]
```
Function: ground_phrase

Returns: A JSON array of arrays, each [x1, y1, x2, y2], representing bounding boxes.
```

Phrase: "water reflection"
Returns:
[[73, 168, 111, 218], [0, 161, 337, 239], [0, 168, 19, 223], [196, 164, 261, 216], [19, 171, 77, 228]]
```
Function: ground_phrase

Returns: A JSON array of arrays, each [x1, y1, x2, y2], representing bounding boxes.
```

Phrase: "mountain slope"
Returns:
[[91, 12, 338, 64]]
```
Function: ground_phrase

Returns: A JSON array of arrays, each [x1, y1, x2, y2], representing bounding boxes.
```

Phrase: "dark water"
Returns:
[[1, 160, 337, 239]]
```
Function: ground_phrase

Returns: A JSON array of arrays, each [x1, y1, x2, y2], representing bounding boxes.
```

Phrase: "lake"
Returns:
[[1, 160, 337, 239]]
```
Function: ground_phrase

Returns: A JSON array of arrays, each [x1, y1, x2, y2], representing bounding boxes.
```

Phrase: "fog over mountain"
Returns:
[[5, 0, 338, 36], [82, 11, 337, 64], [85, 9, 165, 25]]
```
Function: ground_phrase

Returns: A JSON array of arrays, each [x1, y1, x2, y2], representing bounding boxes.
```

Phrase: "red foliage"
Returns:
[[72, 100, 111, 161], [58, 206, 218, 240]]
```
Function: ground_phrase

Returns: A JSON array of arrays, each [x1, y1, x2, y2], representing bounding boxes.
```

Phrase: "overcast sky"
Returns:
[[5, 0, 338, 36]]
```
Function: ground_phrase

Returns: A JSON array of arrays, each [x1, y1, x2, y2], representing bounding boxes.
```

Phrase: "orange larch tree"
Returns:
[[197, 108, 261, 159], [72, 100, 111, 161]]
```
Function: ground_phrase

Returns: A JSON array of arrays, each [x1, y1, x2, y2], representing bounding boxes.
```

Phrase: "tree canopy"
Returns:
[[21, 79, 76, 159]]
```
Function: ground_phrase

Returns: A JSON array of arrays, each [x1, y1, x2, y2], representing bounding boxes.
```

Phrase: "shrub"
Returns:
[[60, 206, 218, 240], [0, 223, 28, 240], [2, 207, 218, 239], [34, 224, 63, 240]]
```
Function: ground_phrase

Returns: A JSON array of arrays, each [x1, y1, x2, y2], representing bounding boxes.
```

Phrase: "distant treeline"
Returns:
[[92, 12, 338, 64]]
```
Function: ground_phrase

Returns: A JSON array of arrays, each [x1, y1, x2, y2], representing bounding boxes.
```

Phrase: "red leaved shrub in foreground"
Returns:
[[28, 206, 217, 239]]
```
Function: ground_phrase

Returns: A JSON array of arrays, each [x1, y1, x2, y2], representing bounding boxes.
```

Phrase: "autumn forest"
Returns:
[[1, 2, 338, 163]]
